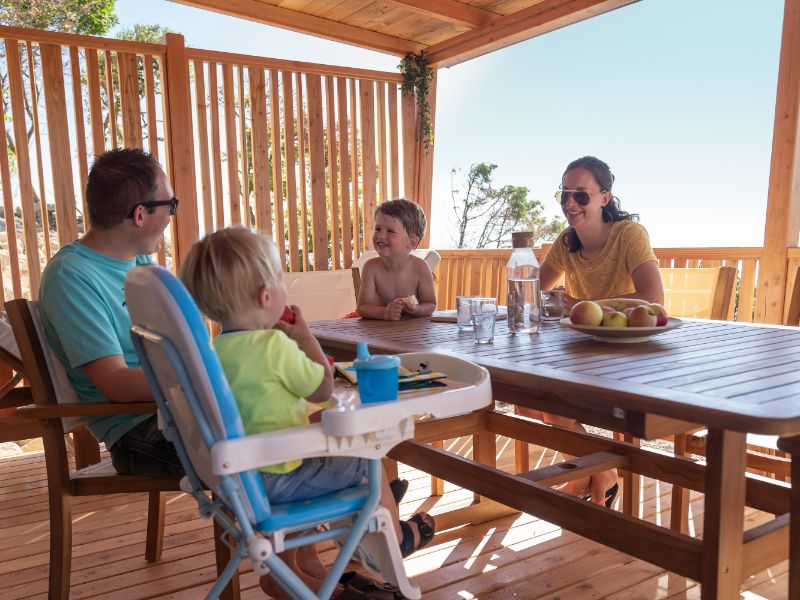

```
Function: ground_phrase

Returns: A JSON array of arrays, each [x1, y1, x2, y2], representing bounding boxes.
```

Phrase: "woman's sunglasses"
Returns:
[[554, 189, 606, 206]]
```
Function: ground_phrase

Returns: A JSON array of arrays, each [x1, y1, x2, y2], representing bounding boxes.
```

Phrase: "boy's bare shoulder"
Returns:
[[409, 254, 431, 271]]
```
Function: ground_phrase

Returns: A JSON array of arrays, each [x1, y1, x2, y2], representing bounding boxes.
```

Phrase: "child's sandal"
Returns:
[[399, 512, 435, 558]]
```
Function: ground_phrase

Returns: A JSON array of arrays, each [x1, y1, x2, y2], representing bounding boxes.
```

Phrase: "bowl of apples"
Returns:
[[559, 298, 683, 343]]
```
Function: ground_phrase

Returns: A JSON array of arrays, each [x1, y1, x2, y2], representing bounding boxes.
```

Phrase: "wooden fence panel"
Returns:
[[70, 46, 88, 228], [349, 78, 360, 260], [208, 62, 224, 230], [85, 49, 105, 158], [39, 43, 78, 246], [377, 80, 387, 204], [337, 77, 352, 268], [248, 68, 271, 235], [306, 74, 327, 271], [359, 79, 376, 250], [117, 51, 142, 148], [192, 60, 213, 234], [238, 66, 250, 228], [269, 69, 285, 265], [222, 64, 241, 225], [27, 42, 50, 261], [296, 72, 309, 271], [0, 98, 21, 300], [282, 71, 299, 272], [104, 50, 118, 149], [325, 75, 340, 270]]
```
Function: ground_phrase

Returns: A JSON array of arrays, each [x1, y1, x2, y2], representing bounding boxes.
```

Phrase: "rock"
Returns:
[[0, 441, 23, 457]]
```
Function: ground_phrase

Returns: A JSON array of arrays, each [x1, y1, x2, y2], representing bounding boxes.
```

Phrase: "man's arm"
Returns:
[[83, 356, 154, 403]]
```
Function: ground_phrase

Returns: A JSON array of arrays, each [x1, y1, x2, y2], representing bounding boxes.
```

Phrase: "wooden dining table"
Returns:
[[310, 315, 800, 600]]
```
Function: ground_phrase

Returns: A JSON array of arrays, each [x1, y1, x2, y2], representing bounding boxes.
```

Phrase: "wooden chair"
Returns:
[[0, 317, 38, 444], [351, 249, 441, 299], [659, 266, 737, 320], [6, 299, 187, 600]]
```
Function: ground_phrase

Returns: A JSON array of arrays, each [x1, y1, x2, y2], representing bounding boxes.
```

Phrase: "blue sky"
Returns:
[[113, 0, 784, 248]]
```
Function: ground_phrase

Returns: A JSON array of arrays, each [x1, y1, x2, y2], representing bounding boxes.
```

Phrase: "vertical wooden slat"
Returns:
[[222, 64, 241, 225], [26, 42, 51, 260], [359, 79, 377, 245], [156, 55, 176, 271], [248, 68, 272, 235], [376, 80, 388, 204], [306, 74, 327, 271], [0, 89, 22, 298], [349, 78, 360, 257], [193, 61, 213, 234], [5, 39, 42, 296], [208, 62, 224, 229], [337, 77, 352, 268], [69, 46, 89, 232], [415, 73, 436, 248], [85, 49, 105, 158], [325, 76, 341, 270], [163, 33, 197, 267], [142, 54, 167, 267], [401, 90, 416, 200], [117, 52, 142, 148], [40, 43, 78, 247], [282, 71, 300, 272], [269, 70, 286, 265], [388, 83, 400, 199], [739, 260, 758, 322], [104, 50, 118, 149], [295, 72, 309, 271], [238, 66, 250, 228]]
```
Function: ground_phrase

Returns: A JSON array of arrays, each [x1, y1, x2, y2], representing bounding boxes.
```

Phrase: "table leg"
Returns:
[[701, 428, 746, 599], [789, 446, 800, 597]]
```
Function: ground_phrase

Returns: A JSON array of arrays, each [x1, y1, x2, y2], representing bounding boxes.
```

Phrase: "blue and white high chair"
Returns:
[[124, 265, 491, 600]]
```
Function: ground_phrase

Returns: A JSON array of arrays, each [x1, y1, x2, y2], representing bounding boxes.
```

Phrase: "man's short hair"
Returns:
[[180, 227, 283, 324], [374, 198, 426, 240], [86, 148, 162, 229]]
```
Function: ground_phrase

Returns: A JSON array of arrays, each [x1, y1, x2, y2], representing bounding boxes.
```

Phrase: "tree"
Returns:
[[451, 162, 565, 249], [0, 0, 117, 35]]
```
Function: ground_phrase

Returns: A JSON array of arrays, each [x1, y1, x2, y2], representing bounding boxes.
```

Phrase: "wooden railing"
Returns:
[[434, 247, 769, 323], [0, 26, 415, 306]]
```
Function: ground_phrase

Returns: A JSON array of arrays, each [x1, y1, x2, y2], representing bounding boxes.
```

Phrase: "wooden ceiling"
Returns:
[[170, 0, 639, 67]]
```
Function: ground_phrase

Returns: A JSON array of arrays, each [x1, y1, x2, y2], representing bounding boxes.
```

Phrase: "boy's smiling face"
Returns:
[[373, 213, 418, 258]]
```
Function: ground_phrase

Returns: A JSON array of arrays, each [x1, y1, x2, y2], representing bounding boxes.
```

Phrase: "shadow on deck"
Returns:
[[0, 436, 789, 599]]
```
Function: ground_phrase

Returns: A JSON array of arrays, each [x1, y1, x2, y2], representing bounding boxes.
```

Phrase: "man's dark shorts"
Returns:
[[110, 416, 184, 477]]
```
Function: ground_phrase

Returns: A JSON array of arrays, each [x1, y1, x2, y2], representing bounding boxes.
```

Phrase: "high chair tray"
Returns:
[[321, 352, 491, 437]]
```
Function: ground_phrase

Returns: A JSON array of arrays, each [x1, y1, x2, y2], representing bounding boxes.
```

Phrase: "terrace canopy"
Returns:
[[167, 0, 800, 324]]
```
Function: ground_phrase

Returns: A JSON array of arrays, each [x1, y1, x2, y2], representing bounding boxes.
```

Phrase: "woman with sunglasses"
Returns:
[[539, 155, 663, 309], [520, 156, 664, 508]]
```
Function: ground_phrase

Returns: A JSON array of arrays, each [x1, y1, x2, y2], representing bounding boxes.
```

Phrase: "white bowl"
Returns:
[[558, 317, 684, 343]]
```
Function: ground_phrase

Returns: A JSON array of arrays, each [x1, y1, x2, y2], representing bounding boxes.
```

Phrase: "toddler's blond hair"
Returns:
[[180, 226, 282, 323]]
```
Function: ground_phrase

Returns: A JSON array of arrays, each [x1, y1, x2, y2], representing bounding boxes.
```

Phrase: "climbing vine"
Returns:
[[399, 51, 435, 149]]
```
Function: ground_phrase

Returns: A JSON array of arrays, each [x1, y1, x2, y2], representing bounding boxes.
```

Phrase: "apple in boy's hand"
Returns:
[[569, 300, 604, 326], [280, 306, 296, 324]]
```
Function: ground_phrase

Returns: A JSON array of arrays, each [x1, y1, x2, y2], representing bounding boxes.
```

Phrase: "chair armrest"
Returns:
[[211, 418, 414, 476], [0, 386, 32, 409], [16, 402, 157, 419]]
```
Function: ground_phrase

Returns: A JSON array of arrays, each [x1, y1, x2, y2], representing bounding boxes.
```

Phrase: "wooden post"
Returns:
[[757, 0, 800, 324], [162, 33, 198, 267], [415, 70, 437, 248]]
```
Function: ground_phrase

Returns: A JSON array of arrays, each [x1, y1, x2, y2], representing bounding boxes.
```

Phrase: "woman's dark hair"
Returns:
[[561, 156, 638, 253]]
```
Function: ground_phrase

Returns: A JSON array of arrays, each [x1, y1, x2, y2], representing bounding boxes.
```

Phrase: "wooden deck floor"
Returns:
[[0, 437, 789, 599]]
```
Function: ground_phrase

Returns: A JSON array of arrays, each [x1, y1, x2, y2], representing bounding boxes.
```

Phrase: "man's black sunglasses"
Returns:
[[128, 197, 179, 219]]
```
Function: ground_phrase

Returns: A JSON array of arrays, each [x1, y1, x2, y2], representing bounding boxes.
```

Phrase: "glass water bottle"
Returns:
[[506, 231, 540, 334]]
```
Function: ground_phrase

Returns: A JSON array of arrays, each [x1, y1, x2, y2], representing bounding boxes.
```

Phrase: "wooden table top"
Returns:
[[310, 317, 800, 437]]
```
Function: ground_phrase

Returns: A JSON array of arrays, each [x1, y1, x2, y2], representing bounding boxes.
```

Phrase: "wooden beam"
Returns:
[[757, 0, 800, 324], [169, 0, 421, 56], [384, 0, 499, 29], [426, 0, 639, 68]]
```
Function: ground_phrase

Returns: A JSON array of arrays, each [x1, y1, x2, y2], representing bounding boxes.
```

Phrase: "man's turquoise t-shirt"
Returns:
[[39, 241, 153, 448]]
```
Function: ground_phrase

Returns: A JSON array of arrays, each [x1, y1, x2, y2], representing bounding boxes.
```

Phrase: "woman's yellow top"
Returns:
[[542, 220, 657, 300]]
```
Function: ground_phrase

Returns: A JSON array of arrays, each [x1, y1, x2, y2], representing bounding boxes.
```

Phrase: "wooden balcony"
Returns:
[[1, 432, 788, 599]]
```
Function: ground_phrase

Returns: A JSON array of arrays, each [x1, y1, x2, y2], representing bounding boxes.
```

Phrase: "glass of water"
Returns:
[[456, 295, 481, 331], [540, 289, 565, 321], [471, 297, 498, 344]]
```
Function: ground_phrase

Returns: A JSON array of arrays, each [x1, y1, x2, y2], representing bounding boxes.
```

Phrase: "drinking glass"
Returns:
[[471, 297, 498, 344], [540, 289, 565, 321], [456, 295, 481, 331]]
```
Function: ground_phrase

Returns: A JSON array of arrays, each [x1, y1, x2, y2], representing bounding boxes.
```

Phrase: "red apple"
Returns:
[[281, 306, 296, 324], [649, 303, 669, 326], [627, 305, 658, 327], [570, 300, 604, 326]]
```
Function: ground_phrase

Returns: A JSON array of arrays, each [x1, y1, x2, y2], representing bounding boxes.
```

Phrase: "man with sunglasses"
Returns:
[[38, 148, 183, 476]]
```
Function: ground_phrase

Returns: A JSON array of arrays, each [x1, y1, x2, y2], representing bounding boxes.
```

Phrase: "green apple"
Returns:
[[570, 300, 604, 326], [602, 310, 628, 327]]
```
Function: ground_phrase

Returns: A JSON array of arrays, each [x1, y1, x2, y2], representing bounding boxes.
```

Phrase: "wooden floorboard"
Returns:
[[0, 437, 789, 599]]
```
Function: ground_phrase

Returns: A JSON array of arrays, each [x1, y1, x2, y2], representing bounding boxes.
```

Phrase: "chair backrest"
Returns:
[[659, 266, 737, 320], [284, 269, 357, 321], [352, 249, 441, 299], [125, 264, 269, 525], [6, 300, 84, 432], [785, 265, 800, 326]]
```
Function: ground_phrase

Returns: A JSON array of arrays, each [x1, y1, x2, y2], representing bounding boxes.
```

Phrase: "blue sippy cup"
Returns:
[[353, 342, 400, 404]]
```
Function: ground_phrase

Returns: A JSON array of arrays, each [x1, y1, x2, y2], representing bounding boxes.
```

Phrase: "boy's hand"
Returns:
[[383, 299, 404, 321], [274, 305, 312, 339]]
